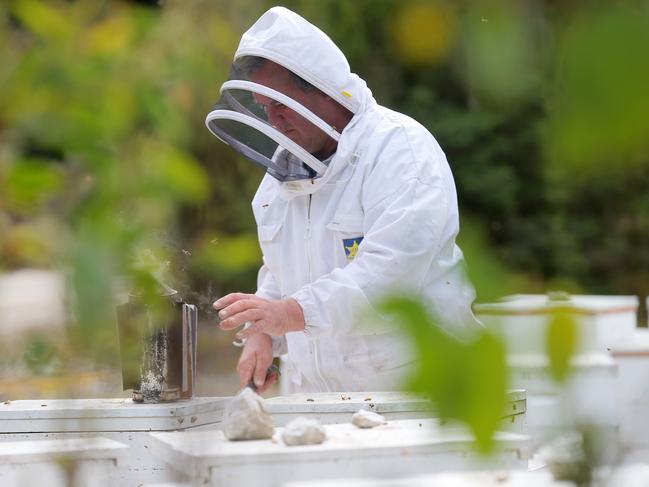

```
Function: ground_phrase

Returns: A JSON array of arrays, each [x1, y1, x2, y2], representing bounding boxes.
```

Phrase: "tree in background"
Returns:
[[276, 0, 649, 302]]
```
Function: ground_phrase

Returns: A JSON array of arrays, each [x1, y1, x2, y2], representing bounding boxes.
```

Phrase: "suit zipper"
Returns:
[[306, 193, 330, 391], [306, 194, 312, 282]]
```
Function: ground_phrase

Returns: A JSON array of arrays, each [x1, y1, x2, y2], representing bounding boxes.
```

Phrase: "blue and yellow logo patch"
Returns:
[[343, 237, 363, 261]]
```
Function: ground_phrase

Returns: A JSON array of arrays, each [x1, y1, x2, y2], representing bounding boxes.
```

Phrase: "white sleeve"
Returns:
[[291, 175, 472, 338], [255, 262, 288, 356]]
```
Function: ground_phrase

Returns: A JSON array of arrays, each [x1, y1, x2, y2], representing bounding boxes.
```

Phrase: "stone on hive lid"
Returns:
[[223, 388, 274, 441], [352, 409, 386, 428], [281, 416, 327, 446]]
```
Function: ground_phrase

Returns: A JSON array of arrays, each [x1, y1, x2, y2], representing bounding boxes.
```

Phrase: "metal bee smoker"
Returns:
[[116, 285, 197, 403]]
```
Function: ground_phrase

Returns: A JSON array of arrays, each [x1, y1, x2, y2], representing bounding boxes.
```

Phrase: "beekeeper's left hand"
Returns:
[[214, 293, 305, 338]]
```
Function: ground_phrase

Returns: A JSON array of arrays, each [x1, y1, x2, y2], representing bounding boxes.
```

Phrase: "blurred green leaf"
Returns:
[[67, 239, 121, 366], [138, 140, 210, 204], [545, 5, 649, 172], [379, 296, 507, 453], [463, 332, 507, 452], [2, 220, 59, 268], [463, 0, 539, 107], [3, 158, 64, 214], [11, 0, 71, 41], [458, 217, 538, 302], [546, 311, 578, 383], [83, 11, 135, 56], [193, 233, 261, 279], [23, 336, 59, 375], [392, 2, 456, 67]]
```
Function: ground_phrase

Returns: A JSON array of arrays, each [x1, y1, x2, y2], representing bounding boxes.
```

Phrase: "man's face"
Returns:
[[249, 62, 335, 157]]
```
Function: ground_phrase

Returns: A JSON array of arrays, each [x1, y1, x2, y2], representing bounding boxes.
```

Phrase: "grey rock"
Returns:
[[223, 387, 274, 441], [352, 409, 386, 428], [281, 416, 327, 446]]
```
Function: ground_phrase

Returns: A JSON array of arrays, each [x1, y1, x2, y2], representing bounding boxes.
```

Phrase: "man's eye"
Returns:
[[271, 101, 286, 109]]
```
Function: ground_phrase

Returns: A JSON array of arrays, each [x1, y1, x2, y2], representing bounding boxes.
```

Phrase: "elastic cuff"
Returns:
[[291, 289, 324, 338]]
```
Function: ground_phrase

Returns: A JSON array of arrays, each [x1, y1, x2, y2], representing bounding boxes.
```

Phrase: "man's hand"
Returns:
[[214, 293, 305, 338], [236, 333, 278, 393]]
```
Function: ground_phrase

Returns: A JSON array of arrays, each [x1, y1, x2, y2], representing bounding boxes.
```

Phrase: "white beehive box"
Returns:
[[474, 294, 638, 356], [281, 469, 562, 487], [0, 437, 128, 487], [150, 419, 529, 487], [0, 270, 66, 344], [506, 353, 618, 448], [0, 397, 228, 433], [474, 294, 632, 448], [262, 390, 526, 434], [610, 328, 649, 453], [282, 463, 649, 487], [508, 353, 617, 395], [0, 397, 229, 485]]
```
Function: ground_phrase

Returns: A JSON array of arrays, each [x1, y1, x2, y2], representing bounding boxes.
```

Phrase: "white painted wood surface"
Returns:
[[508, 353, 617, 396], [262, 390, 526, 433], [282, 469, 568, 487], [0, 397, 229, 485], [265, 391, 435, 414], [141, 484, 194, 487], [0, 392, 526, 484], [511, 355, 618, 449], [150, 418, 529, 487], [266, 390, 524, 413], [0, 391, 526, 434], [0, 437, 127, 487], [1, 430, 184, 485], [0, 397, 229, 433], [0, 436, 127, 464], [475, 294, 638, 355], [611, 329, 649, 451], [281, 463, 649, 487]]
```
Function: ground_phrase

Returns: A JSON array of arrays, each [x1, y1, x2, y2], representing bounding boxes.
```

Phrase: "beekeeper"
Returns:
[[207, 7, 481, 393]]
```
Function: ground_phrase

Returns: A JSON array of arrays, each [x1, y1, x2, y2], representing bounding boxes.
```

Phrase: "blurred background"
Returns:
[[1, 0, 648, 402]]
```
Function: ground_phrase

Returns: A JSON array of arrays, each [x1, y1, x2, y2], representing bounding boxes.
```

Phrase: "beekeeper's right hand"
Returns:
[[237, 333, 278, 393]]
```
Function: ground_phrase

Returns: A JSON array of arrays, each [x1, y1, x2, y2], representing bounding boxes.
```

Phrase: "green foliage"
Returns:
[[458, 216, 540, 302], [546, 311, 578, 383], [545, 4, 649, 173], [380, 296, 507, 453], [192, 233, 262, 280], [462, 1, 540, 107], [0, 0, 646, 297], [3, 158, 64, 215], [23, 335, 60, 375], [0, 0, 251, 368]]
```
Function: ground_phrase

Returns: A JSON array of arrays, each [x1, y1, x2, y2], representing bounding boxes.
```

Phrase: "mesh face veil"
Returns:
[[205, 57, 342, 181]]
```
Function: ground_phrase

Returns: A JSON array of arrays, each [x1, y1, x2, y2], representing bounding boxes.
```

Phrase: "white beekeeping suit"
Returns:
[[206, 7, 481, 392]]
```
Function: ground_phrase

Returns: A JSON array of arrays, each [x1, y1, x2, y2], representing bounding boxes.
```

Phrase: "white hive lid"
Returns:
[[610, 329, 649, 356], [0, 397, 229, 433], [265, 390, 525, 415], [149, 418, 529, 475], [0, 437, 129, 465], [474, 294, 638, 316], [281, 469, 558, 487]]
